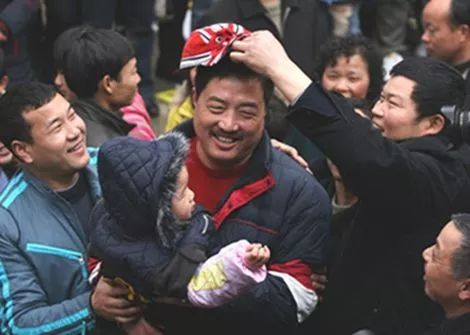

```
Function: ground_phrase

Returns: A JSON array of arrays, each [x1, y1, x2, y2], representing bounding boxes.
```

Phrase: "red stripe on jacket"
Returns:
[[269, 259, 314, 290], [213, 173, 275, 229]]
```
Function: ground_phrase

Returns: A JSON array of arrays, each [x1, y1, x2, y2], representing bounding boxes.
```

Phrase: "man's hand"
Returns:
[[230, 31, 312, 102], [311, 269, 327, 302], [271, 139, 312, 173], [91, 277, 144, 324], [230, 30, 288, 78]]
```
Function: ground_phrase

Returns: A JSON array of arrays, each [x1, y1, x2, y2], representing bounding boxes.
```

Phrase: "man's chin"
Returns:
[[73, 155, 90, 170], [209, 153, 250, 170]]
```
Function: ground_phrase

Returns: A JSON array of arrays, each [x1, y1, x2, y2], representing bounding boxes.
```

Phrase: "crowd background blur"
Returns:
[[0, 0, 440, 136]]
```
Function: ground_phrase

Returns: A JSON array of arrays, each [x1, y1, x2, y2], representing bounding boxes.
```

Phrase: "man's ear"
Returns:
[[422, 113, 445, 136], [189, 67, 197, 86], [458, 24, 470, 42], [458, 279, 470, 302], [191, 87, 198, 107], [100, 74, 114, 95], [10, 140, 33, 164]]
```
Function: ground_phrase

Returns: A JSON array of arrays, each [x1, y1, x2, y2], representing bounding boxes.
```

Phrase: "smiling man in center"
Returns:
[[150, 51, 330, 334]]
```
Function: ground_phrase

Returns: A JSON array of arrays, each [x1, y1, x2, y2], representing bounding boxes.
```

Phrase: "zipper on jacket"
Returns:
[[26, 243, 88, 280]]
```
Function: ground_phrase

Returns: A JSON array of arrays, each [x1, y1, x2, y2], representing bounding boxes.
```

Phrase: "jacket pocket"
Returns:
[[26, 243, 88, 280]]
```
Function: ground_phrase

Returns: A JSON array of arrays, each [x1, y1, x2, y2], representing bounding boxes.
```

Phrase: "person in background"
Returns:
[[53, 26, 156, 142], [422, 0, 470, 108], [318, 34, 383, 105], [317, 35, 383, 217], [0, 0, 41, 85], [422, 214, 470, 335], [0, 48, 16, 192], [58, 26, 139, 147]]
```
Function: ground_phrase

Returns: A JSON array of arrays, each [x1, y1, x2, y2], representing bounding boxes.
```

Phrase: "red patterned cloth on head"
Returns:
[[180, 23, 251, 69]]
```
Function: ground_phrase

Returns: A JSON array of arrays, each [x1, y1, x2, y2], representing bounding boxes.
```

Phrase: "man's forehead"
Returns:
[[383, 75, 416, 98], [425, 0, 452, 18], [208, 75, 263, 86], [120, 57, 137, 73], [23, 93, 67, 122], [204, 76, 264, 97]]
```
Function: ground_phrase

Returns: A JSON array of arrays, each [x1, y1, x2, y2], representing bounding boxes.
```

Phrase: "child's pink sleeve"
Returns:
[[121, 92, 157, 141], [187, 240, 267, 308]]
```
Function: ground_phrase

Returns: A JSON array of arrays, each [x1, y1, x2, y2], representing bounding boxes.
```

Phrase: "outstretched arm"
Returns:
[[231, 30, 312, 103]]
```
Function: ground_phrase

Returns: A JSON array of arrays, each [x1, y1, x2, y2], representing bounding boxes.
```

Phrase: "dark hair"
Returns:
[[194, 55, 274, 106], [451, 213, 470, 279], [450, 0, 470, 27], [0, 82, 57, 148], [57, 26, 135, 98], [0, 48, 5, 78], [316, 35, 383, 103], [53, 26, 84, 73], [390, 57, 465, 121]]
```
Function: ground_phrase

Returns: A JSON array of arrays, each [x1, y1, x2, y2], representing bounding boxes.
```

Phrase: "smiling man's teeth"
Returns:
[[216, 135, 236, 143], [69, 142, 82, 152]]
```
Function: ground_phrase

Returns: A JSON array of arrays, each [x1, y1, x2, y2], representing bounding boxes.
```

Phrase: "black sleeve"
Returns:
[[286, 82, 442, 205]]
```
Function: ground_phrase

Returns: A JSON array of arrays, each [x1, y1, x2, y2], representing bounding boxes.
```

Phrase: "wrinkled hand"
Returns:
[[91, 277, 144, 324], [245, 243, 270, 268], [311, 269, 327, 302], [271, 139, 312, 173], [230, 30, 289, 78]]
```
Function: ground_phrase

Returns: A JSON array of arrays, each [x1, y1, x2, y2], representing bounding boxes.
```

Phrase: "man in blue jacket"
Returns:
[[0, 82, 142, 334]]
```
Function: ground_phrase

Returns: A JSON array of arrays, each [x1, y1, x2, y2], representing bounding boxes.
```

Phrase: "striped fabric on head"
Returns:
[[180, 23, 251, 69]]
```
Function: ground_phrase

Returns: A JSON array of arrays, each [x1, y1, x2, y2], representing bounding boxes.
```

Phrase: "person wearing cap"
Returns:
[[231, 31, 470, 334], [149, 23, 330, 335]]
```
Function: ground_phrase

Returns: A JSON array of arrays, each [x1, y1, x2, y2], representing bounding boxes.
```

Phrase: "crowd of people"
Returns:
[[0, 0, 469, 334]]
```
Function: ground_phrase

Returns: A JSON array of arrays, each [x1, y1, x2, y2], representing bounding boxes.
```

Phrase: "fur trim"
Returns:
[[154, 131, 190, 248]]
